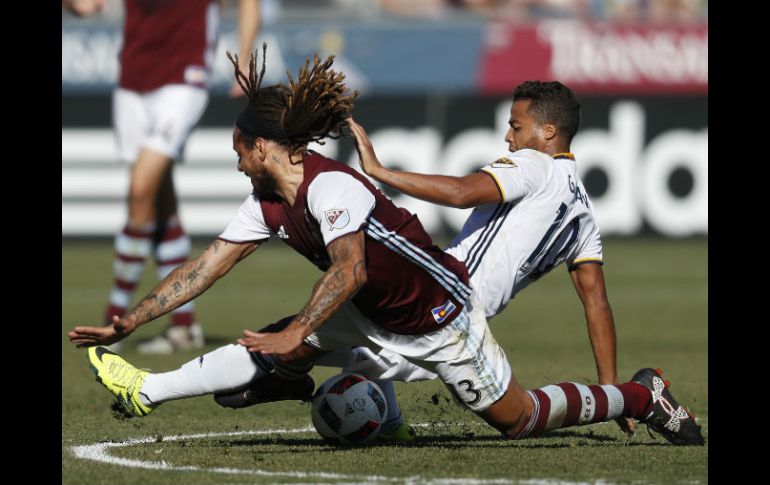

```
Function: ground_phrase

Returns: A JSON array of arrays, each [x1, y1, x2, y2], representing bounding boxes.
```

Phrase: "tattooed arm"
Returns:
[[238, 230, 367, 355], [68, 238, 262, 347]]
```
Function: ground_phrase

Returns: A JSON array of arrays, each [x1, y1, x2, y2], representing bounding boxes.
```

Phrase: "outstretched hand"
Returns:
[[238, 327, 305, 356], [68, 314, 138, 348], [346, 117, 384, 178]]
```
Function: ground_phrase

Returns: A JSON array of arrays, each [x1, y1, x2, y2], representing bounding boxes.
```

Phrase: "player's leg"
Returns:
[[213, 315, 318, 408], [137, 168, 203, 353], [213, 309, 421, 442], [213, 321, 429, 440], [336, 347, 438, 382], [476, 369, 704, 444], [103, 89, 171, 333], [140, 341, 317, 406], [87, 341, 321, 418], [87, 316, 322, 417], [104, 148, 174, 325], [142, 315, 319, 408], [435, 295, 702, 445], [210, 315, 408, 407], [133, 85, 209, 353]]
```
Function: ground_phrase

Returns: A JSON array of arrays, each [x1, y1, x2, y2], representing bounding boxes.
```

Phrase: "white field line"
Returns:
[[68, 422, 661, 484], [69, 424, 516, 484]]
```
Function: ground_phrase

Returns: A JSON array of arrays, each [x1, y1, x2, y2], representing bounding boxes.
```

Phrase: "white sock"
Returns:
[[140, 344, 267, 405], [374, 379, 404, 434]]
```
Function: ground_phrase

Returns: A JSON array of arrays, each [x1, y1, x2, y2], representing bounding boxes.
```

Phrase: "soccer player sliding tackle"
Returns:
[[69, 47, 703, 446]]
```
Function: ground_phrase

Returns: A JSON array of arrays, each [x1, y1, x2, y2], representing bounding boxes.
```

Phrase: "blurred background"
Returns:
[[62, 0, 707, 239]]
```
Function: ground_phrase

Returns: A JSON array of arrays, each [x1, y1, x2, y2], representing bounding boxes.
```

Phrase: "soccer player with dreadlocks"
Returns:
[[69, 46, 702, 446]]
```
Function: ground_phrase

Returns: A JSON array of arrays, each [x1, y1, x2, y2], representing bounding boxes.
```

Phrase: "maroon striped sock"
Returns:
[[104, 223, 154, 325], [515, 382, 652, 439]]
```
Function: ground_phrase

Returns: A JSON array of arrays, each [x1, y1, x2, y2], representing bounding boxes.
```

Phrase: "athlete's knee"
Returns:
[[479, 406, 530, 439], [127, 182, 158, 205], [476, 390, 533, 439], [500, 419, 529, 439]]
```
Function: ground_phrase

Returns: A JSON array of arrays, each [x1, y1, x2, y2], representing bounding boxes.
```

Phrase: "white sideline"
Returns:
[[69, 423, 633, 484], [69, 424, 521, 484]]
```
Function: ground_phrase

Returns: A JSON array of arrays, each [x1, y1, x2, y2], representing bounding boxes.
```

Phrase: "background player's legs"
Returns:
[[108, 84, 208, 352], [137, 167, 203, 353], [127, 148, 175, 226], [104, 148, 173, 327]]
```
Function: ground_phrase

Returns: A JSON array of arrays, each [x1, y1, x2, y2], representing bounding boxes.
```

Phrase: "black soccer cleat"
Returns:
[[214, 373, 315, 409], [632, 367, 704, 446]]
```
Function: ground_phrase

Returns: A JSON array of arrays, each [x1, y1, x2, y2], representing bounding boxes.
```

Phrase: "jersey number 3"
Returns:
[[448, 379, 482, 406]]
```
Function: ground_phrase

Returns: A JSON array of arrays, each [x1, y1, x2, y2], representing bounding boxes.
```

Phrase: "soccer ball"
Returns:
[[310, 373, 388, 446]]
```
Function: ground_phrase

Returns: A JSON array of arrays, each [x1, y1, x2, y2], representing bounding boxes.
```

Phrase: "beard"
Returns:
[[250, 169, 278, 198]]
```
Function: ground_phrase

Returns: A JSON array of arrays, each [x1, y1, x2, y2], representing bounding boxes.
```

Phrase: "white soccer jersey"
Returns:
[[218, 171, 376, 246], [445, 149, 603, 318]]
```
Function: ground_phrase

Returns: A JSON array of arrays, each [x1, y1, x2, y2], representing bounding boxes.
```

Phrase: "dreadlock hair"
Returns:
[[227, 43, 359, 155], [513, 81, 581, 144]]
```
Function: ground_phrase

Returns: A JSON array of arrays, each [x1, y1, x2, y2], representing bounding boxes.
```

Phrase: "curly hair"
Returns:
[[513, 81, 581, 144], [227, 43, 359, 154]]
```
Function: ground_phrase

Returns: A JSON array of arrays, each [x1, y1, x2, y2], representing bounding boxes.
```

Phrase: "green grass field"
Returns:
[[62, 238, 707, 484]]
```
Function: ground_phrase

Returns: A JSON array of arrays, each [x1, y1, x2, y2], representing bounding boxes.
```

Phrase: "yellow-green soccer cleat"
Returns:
[[87, 346, 155, 417], [378, 421, 416, 443]]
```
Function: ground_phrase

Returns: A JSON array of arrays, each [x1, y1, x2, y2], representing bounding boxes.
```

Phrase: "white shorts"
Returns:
[[112, 84, 209, 163], [317, 346, 438, 382], [306, 292, 512, 412]]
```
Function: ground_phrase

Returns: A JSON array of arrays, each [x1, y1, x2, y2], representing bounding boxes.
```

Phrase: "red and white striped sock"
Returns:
[[104, 222, 155, 324], [154, 217, 195, 327], [514, 382, 652, 439]]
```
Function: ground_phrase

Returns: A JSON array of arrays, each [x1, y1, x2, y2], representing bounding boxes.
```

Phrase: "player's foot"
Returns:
[[214, 373, 315, 408], [136, 322, 204, 354], [87, 346, 155, 417], [632, 367, 704, 446], [378, 421, 416, 443]]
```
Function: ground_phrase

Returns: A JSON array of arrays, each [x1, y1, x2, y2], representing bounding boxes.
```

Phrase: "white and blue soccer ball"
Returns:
[[310, 373, 388, 446]]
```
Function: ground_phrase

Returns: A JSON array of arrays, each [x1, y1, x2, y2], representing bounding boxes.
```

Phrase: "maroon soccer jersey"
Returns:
[[119, 0, 220, 92], [220, 152, 472, 335]]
